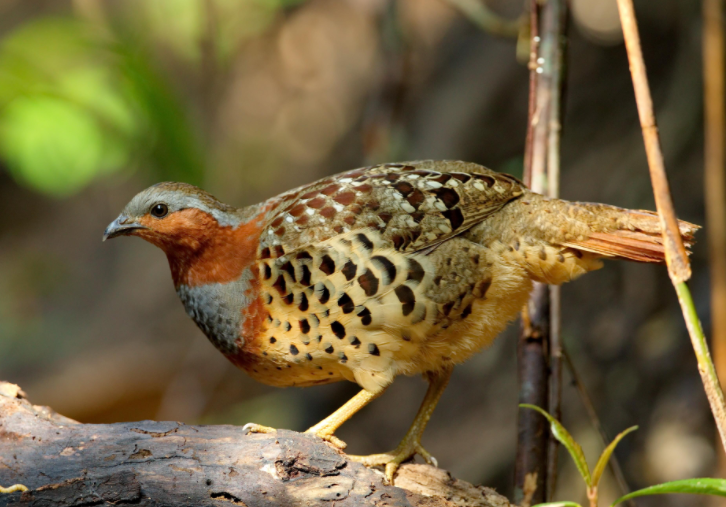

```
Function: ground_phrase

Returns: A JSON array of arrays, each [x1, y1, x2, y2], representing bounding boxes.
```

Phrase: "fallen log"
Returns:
[[0, 382, 513, 507]]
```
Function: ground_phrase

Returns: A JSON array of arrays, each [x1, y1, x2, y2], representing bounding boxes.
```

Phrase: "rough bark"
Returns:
[[0, 382, 513, 507]]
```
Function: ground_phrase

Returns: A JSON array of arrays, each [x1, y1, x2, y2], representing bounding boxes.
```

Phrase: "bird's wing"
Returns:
[[257, 160, 526, 257]]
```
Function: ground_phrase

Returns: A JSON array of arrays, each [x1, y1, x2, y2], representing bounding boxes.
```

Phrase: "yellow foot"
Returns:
[[348, 438, 438, 483], [0, 484, 28, 494], [304, 427, 348, 450], [241, 423, 277, 435]]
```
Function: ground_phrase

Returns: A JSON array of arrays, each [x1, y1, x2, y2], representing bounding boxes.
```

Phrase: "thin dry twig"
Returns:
[[615, 0, 726, 451], [703, 0, 726, 479]]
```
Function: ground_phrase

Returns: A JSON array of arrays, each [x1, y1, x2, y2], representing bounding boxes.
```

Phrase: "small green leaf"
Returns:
[[519, 404, 591, 486], [611, 478, 726, 506], [590, 426, 637, 488], [532, 502, 582, 507]]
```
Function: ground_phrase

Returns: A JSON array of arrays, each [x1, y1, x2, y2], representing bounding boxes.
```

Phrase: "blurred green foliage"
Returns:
[[0, 0, 305, 197], [0, 19, 136, 196]]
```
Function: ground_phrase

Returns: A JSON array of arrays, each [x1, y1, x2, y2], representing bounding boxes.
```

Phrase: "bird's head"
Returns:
[[104, 182, 239, 256]]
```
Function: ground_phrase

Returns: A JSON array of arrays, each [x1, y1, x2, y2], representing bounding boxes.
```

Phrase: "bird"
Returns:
[[104, 160, 697, 481]]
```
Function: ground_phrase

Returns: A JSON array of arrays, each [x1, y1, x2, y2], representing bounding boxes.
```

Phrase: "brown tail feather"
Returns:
[[562, 210, 698, 263]]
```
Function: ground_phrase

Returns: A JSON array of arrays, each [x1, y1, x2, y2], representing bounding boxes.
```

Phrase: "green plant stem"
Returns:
[[675, 282, 726, 449]]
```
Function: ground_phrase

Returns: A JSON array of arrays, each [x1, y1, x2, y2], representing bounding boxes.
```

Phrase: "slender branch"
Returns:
[[515, 3, 548, 505], [515, 0, 567, 503], [615, 0, 726, 451], [543, 1, 567, 499]]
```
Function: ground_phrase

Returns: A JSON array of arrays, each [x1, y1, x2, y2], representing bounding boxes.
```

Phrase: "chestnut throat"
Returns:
[[162, 214, 263, 356]]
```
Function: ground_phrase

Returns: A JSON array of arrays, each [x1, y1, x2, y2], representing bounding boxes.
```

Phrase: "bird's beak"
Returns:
[[103, 215, 147, 241]]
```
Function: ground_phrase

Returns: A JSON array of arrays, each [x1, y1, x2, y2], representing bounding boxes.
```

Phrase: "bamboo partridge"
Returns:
[[104, 160, 697, 481]]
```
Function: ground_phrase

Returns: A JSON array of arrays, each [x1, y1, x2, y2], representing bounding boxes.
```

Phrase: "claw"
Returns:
[[348, 439, 438, 483], [242, 423, 277, 435], [415, 444, 438, 467]]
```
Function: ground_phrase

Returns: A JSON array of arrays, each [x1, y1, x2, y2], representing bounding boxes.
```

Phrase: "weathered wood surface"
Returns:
[[0, 382, 513, 507]]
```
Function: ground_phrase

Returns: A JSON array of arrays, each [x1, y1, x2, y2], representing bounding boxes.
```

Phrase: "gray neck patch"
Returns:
[[175, 268, 255, 355]]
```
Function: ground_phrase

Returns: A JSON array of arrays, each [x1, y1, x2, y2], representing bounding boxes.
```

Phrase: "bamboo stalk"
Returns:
[[615, 0, 726, 452]]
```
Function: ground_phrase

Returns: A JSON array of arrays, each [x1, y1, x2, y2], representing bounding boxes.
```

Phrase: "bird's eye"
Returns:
[[150, 203, 168, 218]]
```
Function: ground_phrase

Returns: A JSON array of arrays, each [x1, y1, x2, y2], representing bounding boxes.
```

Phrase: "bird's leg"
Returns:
[[305, 387, 386, 449], [243, 388, 385, 443], [348, 365, 453, 483]]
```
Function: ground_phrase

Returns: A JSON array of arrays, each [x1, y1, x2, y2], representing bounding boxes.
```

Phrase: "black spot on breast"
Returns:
[[290, 344, 299, 355], [264, 293, 273, 304], [461, 304, 473, 319], [319, 255, 336, 275], [395, 285, 416, 316], [317, 284, 330, 304], [339, 352, 348, 363], [342, 260, 357, 281], [325, 344, 334, 354], [358, 269, 379, 297], [298, 293, 309, 312], [338, 293, 355, 314], [368, 343, 380, 356], [349, 336, 361, 347], [263, 264, 272, 280], [300, 319, 310, 334], [356, 233, 374, 251], [306, 353, 313, 361], [272, 275, 286, 296], [282, 293, 294, 305], [296, 251, 313, 260], [372, 256, 396, 284], [284, 321, 292, 332], [281, 261, 296, 282], [358, 307, 372, 326], [442, 208, 465, 230], [407, 259, 425, 284], [432, 188, 460, 209], [269, 337, 276, 343], [300, 265, 312, 286], [331, 321, 346, 339]]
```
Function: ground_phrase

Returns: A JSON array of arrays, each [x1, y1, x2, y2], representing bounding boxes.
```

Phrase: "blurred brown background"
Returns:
[[0, 0, 713, 505]]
